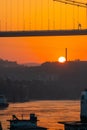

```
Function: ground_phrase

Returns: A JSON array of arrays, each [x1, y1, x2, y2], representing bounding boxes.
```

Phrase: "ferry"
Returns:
[[0, 95, 9, 108], [8, 113, 47, 130]]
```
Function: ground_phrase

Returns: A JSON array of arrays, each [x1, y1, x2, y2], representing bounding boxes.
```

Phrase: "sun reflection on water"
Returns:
[[0, 100, 80, 130]]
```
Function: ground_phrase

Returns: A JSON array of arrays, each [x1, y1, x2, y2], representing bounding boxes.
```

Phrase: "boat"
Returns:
[[59, 90, 87, 130], [8, 113, 47, 130], [0, 95, 9, 108]]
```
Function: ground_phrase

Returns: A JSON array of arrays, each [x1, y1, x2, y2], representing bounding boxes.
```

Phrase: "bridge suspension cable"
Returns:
[[0, 0, 87, 36], [53, 0, 87, 29], [53, 0, 87, 8]]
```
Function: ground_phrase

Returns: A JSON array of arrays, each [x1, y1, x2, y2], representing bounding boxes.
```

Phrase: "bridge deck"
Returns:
[[0, 29, 87, 37]]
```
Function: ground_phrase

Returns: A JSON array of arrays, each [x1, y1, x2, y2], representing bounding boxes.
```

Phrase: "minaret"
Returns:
[[80, 90, 87, 122], [65, 48, 67, 62]]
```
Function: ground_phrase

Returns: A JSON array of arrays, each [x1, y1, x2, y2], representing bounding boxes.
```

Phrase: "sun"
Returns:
[[58, 56, 66, 63]]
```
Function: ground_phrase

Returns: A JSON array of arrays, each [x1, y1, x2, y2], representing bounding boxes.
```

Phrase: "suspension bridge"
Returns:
[[0, 0, 87, 37]]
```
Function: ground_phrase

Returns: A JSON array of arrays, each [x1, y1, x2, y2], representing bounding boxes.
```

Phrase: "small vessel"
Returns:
[[59, 90, 87, 130], [8, 113, 47, 130], [0, 95, 9, 108]]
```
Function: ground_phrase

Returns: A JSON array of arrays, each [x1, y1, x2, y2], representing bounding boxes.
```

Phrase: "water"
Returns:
[[0, 100, 80, 130]]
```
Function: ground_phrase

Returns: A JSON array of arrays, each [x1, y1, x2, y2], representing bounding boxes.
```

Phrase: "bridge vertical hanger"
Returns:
[[29, 0, 31, 30], [34, 0, 37, 30], [53, 0, 55, 30], [59, 2, 62, 30], [41, 0, 43, 30], [72, 1, 75, 29], [0, 1, 2, 31], [77, 5, 80, 29], [48, 0, 50, 30], [17, 0, 19, 30], [10, 0, 12, 31], [0, 20, 1, 31], [65, 2, 67, 29], [5, 0, 7, 31], [23, 0, 25, 31], [86, 4, 87, 29]]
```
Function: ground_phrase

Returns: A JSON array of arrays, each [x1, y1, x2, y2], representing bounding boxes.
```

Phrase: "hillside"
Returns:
[[0, 59, 87, 102]]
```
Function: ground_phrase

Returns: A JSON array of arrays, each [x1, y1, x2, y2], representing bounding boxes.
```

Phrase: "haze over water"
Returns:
[[0, 100, 80, 130]]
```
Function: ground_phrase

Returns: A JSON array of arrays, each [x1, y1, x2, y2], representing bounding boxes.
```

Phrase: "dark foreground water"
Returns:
[[0, 100, 80, 130]]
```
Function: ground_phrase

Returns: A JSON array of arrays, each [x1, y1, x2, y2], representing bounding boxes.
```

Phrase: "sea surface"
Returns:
[[0, 100, 80, 130]]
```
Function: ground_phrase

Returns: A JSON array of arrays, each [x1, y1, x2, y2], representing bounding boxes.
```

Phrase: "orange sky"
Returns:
[[0, 35, 87, 64], [0, 0, 87, 64]]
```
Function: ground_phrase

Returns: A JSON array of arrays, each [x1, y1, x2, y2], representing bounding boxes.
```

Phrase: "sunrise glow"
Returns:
[[0, 0, 87, 64], [58, 56, 66, 63]]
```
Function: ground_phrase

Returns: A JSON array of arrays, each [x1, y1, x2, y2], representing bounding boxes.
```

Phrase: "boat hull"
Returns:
[[9, 127, 47, 130], [0, 103, 9, 108]]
